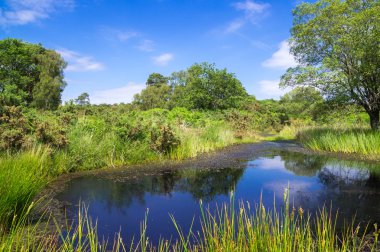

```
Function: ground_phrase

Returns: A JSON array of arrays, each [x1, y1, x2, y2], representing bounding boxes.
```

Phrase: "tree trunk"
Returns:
[[368, 109, 379, 130]]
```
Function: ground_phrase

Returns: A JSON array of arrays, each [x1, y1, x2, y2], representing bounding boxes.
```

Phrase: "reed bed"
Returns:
[[298, 128, 380, 158]]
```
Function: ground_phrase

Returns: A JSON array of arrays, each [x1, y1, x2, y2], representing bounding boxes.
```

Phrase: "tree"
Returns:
[[146, 73, 168, 86], [280, 0, 380, 129], [280, 87, 323, 120], [0, 38, 66, 110], [133, 73, 172, 110], [182, 63, 248, 110], [75, 92, 90, 106]]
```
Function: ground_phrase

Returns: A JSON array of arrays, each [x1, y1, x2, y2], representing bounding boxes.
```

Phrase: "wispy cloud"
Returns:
[[137, 39, 154, 52], [57, 48, 105, 72], [90, 82, 145, 104], [101, 27, 139, 42], [262, 40, 297, 69], [224, 0, 270, 33], [258, 79, 292, 99], [233, 0, 269, 14], [225, 19, 245, 33], [0, 0, 74, 26], [116, 31, 139, 42], [152, 53, 174, 66]]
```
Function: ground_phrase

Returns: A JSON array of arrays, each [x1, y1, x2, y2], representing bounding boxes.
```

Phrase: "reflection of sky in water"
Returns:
[[247, 156, 293, 173], [318, 165, 370, 184], [56, 152, 380, 247]]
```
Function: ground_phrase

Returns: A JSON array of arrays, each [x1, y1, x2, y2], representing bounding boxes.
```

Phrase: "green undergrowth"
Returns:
[[1, 192, 378, 251]]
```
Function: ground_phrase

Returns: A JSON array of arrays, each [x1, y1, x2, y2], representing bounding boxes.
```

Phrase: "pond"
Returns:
[[55, 144, 380, 246]]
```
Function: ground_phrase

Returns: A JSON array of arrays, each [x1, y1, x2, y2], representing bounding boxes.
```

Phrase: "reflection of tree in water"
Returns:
[[314, 168, 380, 225], [175, 168, 245, 201], [62, 167, 244, 210], [318, 165, 370, 186], [266, 152, 380, 225], [268, 151, 326, 176]]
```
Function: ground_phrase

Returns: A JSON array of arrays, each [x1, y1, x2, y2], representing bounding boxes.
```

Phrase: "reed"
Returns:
[[1, 193, 377, 251], [0, 146, 51, 230], [298, 127, 380, 158]]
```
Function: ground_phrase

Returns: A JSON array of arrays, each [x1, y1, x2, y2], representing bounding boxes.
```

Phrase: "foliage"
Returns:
[[133, 84, 172, 110], [181, 62, 249, 110], [279, 87, 323, 122], [134, 63, 250, 111], [0, 106, 32, 150], [146, 72, 168, 86], [0, 39, 66, 110], [75, 92, 90, 106], [281, 0, 380, 129]]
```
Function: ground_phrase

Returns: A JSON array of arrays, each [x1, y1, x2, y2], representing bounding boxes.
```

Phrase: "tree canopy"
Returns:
[[280, 87, 323, 121], [75, 92, 90, 106], [280, 0, 380, 129], [0, 38, 67, 110], [182, 63, 248, 110], [146, 73, 168, 87], [134, 63, 249, 111]]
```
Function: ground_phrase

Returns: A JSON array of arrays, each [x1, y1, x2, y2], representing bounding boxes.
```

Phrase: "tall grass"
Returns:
[[169, 123, 237, 160], [298, 127, 380, 158], [0, 146, 51, 230], [1, 193, 378, 251]]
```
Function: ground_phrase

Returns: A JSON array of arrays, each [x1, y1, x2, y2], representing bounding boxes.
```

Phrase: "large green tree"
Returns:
[[280, 87, 323, 120], [182, 63, 248, 110], [280, 0, 380, 129], [0, 38, 66, 110], [133, 73, 172, 110]]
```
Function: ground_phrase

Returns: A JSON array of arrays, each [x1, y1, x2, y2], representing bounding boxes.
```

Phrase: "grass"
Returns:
[[273, 125, 380, 160], [169, 123, 236, 160], [1, 192, 378, 251], [298, 127, 380, 159], [0, 146, 51, 231]]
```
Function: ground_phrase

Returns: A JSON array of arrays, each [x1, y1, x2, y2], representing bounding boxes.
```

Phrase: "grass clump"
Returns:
[[0, 146, 51, 231], [298, 127, 380, 159]]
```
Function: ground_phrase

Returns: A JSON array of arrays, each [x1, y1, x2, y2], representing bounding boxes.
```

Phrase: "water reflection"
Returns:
[[56, 151, 380, 245]]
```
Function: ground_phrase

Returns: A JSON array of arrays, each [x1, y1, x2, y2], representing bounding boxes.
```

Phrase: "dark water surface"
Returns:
[[55, 149, 380, 245]]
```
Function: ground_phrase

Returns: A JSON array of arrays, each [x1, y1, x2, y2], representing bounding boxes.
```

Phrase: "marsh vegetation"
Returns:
[[0, 0, 379, 250]]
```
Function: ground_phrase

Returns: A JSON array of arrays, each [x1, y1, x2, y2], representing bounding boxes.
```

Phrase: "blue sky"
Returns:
[[0, 0, 301, 104]]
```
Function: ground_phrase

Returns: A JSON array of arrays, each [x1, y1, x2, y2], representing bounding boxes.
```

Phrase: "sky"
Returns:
[[0, 0, 302, 104]]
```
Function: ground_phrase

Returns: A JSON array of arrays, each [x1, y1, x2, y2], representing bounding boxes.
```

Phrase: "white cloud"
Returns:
[[115, 31, 138, 42], [57, 49, 104, 72], [152, 53, 174, 66], [262, 40, 297, 69], [0, 0, 74, 26], [100, 27, 139, 42], [258, 79, 292, 99], [138, 39, 154, 52], [224, 0, 269, 33], [225, 19, 245, 33], [90, 82, 145, 104], [233, 0, 269, 15]]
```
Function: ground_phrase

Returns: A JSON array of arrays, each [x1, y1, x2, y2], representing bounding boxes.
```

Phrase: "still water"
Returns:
[[56, 150, 380, 245]]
